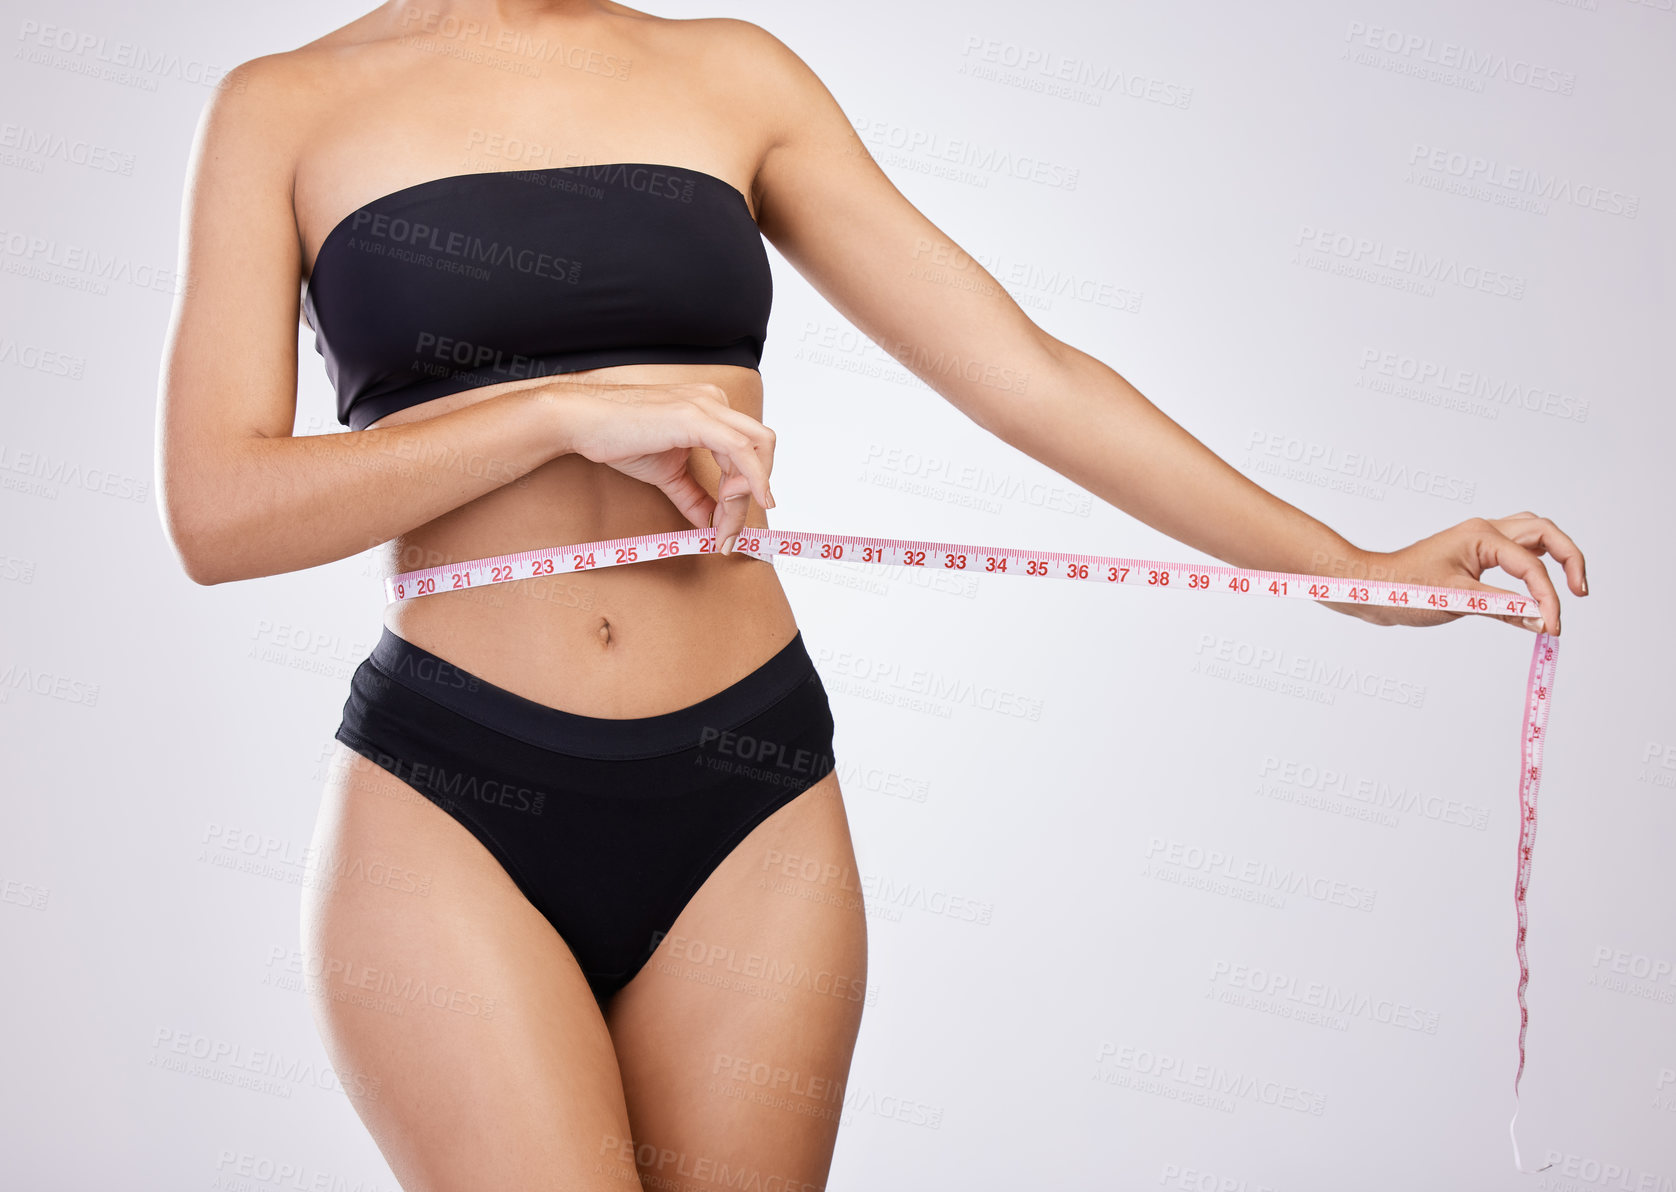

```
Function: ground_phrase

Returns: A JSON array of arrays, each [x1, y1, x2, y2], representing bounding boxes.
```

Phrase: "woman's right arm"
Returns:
[[155, 59, 772, 586], [155, 58, 568, 586]]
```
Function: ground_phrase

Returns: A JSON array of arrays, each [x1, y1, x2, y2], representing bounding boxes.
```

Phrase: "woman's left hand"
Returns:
[[1326, 512, 1588, 635]]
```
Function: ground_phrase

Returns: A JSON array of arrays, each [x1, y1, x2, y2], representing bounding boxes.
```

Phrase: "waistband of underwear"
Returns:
[[365, 625, 818, 758]]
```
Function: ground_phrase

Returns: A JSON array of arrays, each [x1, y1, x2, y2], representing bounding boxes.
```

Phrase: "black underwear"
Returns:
[[333, 627, 838, 1002]]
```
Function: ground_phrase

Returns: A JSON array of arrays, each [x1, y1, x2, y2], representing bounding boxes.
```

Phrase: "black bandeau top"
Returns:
[[302, 162, 773, 431]]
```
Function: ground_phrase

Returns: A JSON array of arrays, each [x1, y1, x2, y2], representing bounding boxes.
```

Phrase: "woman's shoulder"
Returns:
[[624, 12, 808, 75], [639, 13, 826, 114], [194, 16, 420, 178], [217, 13, 407, 102]]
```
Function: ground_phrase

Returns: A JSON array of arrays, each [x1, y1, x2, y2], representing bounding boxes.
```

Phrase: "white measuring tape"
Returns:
[[385, 525, 1560, 1171]]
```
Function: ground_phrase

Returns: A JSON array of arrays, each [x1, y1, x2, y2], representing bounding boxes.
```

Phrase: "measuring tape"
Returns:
[[384, 524, 1560, 1170]]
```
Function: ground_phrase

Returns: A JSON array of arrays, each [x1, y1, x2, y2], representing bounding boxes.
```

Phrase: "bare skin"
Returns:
[[156, 1, 1589, 1188]]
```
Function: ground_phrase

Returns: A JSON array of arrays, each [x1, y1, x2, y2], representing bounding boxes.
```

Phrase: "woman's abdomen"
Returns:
[[366, 362, 799, 717]]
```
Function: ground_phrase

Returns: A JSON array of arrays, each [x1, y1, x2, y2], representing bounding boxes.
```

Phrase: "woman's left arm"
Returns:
[[732, 23, 1588, 634]]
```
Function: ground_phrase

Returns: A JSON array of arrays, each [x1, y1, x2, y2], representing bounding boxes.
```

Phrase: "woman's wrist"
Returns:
[[1299, 533, 1385, 583], [1293, 532, 1401, 624], [529, 381, 579, 458], [530, 378, 651, 460]]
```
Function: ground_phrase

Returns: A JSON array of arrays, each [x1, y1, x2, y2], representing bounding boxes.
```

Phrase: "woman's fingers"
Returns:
[[559, 381, 778, 549], [683, 416, 774, 518], [1467, 522, 1564, 634], [652, 410, 762, 550], [655, 465, 718, 531], [1490, 513, 1589, 596], [707, 473, 752, 543], [682, 387, 777, 506]]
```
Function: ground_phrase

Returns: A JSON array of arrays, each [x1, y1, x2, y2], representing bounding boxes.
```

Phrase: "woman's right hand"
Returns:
[[544, 381, 776, 551]]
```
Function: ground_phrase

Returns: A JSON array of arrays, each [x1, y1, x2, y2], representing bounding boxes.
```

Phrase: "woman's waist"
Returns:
[[363, 362, 788, 715], [382, 455, 772, 597], [378, 519, 799, 718]]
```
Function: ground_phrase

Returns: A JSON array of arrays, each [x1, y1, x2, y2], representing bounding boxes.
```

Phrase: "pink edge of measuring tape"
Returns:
[[381, 525, 1562, 1170]]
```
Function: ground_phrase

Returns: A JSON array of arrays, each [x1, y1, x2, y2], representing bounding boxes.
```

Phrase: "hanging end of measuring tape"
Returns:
[[1509, 1104, 1553, 1173], [1508, 633, 1558, 1176]]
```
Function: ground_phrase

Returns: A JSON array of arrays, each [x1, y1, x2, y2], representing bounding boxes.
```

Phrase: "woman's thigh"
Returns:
[[605, 769, 868, 1192], [301, 741, 639, 1192]]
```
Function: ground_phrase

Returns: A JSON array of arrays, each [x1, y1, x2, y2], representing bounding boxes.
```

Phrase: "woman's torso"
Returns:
[[289, 6, 797, 715]]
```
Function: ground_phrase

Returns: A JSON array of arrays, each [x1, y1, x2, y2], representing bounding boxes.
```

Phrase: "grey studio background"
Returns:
[[2, 0, 1672, 1188]]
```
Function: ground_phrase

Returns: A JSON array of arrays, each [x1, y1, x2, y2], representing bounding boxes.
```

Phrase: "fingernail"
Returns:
[[722, 533, 738, 555], [1580, 575, 1588, 595], [1522, 616, 1544, 631]]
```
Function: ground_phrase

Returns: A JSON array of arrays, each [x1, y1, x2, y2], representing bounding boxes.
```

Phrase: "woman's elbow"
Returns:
[[166, 523, 233, 587], [157, 482, 237, 586]]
